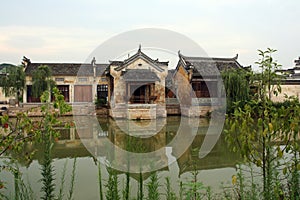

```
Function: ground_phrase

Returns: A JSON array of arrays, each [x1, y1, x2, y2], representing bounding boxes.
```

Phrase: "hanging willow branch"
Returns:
[[221, 68, 251, 113]]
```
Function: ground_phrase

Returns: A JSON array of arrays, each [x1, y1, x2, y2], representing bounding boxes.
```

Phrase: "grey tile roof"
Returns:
[[179, 53, 243, 76], [25, 63, 109, 76], [122, 69, 160, 82]]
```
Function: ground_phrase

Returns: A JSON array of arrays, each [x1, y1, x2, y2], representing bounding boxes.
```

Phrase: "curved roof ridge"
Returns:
[[180, 54, 239, 62]]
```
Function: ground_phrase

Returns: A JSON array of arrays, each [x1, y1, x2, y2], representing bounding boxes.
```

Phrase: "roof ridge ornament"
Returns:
[[91, 57, 96, 66], [178, 50, 182, 57], [138, 44, 142, 53], [22, 56, 31, 67], [295, 57, 300, 66]]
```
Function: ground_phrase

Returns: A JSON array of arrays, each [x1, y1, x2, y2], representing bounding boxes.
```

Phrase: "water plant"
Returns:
[[98, 161, 104, 200], [58, 159, 68, 200], [137, 172, 143, 200], [67, 158, 77, 200], [146, 171, 160, 200], [122, 172, 130, 200], [225, 49, 300, 199], [105, 167, 120, 200], [165, 177, 177, 200]]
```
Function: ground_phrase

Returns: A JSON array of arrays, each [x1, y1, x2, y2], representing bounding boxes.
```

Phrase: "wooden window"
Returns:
[[97, 84, 108, 92], [55, 77, 65, 82], [78, 77, 88, 82], [192, 81, 218, 98]]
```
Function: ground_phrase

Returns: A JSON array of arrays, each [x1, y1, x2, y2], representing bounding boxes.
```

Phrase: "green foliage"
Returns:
[[40, 140, 55, 200], [57, 159, 68, 200], [180, 166, 211, 200], [182, 180, 209, 200], [40, 88, 73, 200], [137, 172, 143, 200], [0, 87, 73, 199], [0, 111, 37, 157], [105, 167, 120, 200], [225, 48, 300, 199], [122, 172, 130, 200], [222, 68, 251, 113], [52, 87, 72, 115], [32, 65, 56, 98], [67, 158, 77, 200], [98, 161, 104, 200], [0, 162, 35, 200], [147, 171, 160, 200], [165, 177, 177, 200], [226, 165, 260, 200], [95, 98, 107, 108], [0, 65, 25, 102], [254, 48, 282, 101]]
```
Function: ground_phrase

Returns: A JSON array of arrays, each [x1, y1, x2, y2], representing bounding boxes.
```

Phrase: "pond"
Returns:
[[1, 116, 241, 199]]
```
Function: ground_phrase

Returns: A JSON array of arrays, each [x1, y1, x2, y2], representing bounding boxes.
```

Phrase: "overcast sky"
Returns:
[[0, 0, 299, 69]]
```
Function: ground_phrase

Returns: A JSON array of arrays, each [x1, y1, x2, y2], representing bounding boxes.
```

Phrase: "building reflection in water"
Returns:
[[12, 116, 240, 177]]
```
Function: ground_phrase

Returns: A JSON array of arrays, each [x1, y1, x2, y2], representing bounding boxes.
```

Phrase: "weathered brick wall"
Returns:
[[174, 65, 192, 106]]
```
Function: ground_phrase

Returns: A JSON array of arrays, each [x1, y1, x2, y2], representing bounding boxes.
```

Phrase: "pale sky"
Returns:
[[0, 0, 299, 69]]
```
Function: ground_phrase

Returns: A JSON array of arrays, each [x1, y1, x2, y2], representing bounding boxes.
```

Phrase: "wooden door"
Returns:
[[74, 85, 92, 102]]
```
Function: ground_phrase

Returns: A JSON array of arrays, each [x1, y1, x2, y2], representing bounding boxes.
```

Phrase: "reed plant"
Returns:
[[146, 171, 160, 200], [165, 177, 176, 200]]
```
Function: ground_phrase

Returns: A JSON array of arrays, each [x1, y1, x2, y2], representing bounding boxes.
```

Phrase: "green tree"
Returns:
[[0, 87, 72, 199], [225, 48, 299, 199], [221, 68, 251, 113], [0, 65, 25, 104], [32, 65, 55, 99]]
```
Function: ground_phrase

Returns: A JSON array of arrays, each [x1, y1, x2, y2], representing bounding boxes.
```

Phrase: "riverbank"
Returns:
[[4, 103, 214, 118], [5, 104, 109, 117]]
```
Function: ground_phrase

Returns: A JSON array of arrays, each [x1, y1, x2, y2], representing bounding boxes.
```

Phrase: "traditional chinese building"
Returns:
[[20, 49, 246, 118], [22, 57, 109, 104], [106, 46, 168, 119], [273, 56, 300, 101], [173, 52, 244, 117]]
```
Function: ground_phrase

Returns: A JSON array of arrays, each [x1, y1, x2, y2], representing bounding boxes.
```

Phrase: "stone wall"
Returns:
[[109, 57, 168, 119], [271, 84, 300, 102], [166, 104, 181, 115], [181, 105, 212, 117], [174, 65, 192, 106], [127, 104, 157, 120]]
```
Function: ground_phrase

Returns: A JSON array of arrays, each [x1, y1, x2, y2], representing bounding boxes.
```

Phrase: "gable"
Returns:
[[122, 57, 164, 72], [112, 49, 168, 73]]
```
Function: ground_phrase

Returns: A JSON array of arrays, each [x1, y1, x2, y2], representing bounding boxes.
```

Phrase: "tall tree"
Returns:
[[0, 65, 25, 104], [225, 48, 299, 199], [32, 65, 55, 99]]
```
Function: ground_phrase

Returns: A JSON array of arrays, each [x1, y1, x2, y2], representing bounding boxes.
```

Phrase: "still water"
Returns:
[[1, 116, 241, 199]]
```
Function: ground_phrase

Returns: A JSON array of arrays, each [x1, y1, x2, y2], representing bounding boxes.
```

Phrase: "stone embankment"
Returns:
[[4, 104, 108, 117]]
